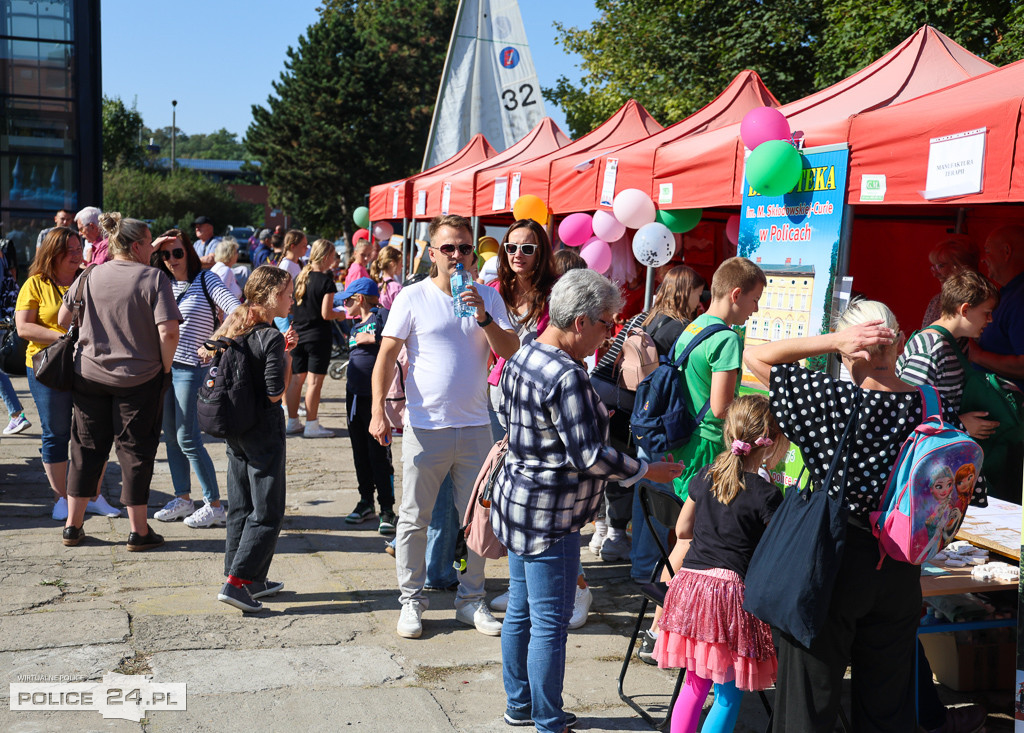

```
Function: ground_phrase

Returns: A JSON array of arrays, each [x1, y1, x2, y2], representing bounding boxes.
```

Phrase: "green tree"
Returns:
[[246, 0, 456, 235], [101, 96, 145, 171]]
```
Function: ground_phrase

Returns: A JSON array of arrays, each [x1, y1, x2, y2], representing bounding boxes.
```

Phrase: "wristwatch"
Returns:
[[477, 311, 493, 328]]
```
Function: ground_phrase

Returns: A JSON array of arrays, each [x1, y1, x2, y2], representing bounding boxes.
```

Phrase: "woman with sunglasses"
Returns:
[[150, 229, 241, 529]]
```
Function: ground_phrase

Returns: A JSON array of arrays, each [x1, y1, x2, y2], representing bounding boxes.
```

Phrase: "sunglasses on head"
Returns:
[[504, 242, 537, 256], [433, 243, 475, 257], [160, 248, 185, 261]]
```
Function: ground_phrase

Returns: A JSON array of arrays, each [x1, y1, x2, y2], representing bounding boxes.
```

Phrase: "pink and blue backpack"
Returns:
[[870, 385, 983, 566]]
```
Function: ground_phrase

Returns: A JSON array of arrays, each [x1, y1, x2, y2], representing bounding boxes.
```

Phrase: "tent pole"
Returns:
[[829, 203, 856, 377], [644, 265, 655, 311]]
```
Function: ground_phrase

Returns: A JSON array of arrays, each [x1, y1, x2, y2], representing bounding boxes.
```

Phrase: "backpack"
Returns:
[[869, 385, 983, 566], [629, 322, 730, 454], [196, 324, 267, 439], [618, 327, 659, 391]]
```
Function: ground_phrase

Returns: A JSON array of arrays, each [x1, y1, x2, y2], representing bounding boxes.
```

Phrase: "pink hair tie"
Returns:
[[730, 440, 751, 456], [755, 436, 774, 447]]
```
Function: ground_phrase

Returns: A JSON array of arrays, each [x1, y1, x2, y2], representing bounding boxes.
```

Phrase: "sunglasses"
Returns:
[[504, 242, 537, 256], [432, 243, 475, 257], [160, 248, 186, 261]]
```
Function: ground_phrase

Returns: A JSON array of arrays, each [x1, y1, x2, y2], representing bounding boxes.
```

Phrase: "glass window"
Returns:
[[5, 0, 74, 42], [1, 97, 75, 154], [0, 38, 74, 98], [1, 154, 76, 210], [0, 210, 57, 273], [772, 320, 782, 340], [785, 321, 793, 338], [789, 292, 795, 309], [797, 323, 805, 337]]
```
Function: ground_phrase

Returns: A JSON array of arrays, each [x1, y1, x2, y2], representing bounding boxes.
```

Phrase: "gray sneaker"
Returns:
[[248, 579, 284, 599], [600, 534, 631, 562], [217, 582, 262, 613]]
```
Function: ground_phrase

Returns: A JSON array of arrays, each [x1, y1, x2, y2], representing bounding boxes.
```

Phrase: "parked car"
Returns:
[[224, 226, 255, 262]]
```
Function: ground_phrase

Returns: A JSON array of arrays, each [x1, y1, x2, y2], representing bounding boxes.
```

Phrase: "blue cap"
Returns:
[[337, 277, 379, 300]]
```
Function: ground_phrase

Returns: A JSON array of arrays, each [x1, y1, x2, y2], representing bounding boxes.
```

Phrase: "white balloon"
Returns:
[[631, 222, 676, 268]]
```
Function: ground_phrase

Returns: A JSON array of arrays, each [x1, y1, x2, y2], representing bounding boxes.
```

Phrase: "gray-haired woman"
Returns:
[[491, 269, 683, 733]]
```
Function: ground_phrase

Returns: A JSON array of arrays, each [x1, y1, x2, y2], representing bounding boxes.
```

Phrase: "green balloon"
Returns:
[[746, 140, 803, 197], [353, 206, 370, 229], [656, 208, 702, 234]]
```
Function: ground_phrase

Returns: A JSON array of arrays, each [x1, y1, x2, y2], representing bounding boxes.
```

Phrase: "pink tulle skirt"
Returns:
[[652, 567, 777, 691]]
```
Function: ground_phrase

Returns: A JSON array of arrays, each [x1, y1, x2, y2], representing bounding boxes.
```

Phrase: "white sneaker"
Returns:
[[303, 420, 334, 438], [184, 503, 227, 528], [456, 599, 503, 636], [489, 590, 509, 612], [52, 496, 68, 521], [589, 519, 607, 556], [600, 533, 631, 562], [397, 600, 424, 638], [286, 417, 304, 435], [568, 586, 593, 630], [154, 497, 195, 522], [86, 494, 121, 517], [297, 404, 307, 417]]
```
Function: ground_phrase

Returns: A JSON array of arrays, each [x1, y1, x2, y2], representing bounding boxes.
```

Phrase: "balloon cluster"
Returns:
[[740, 107, 803, 197]]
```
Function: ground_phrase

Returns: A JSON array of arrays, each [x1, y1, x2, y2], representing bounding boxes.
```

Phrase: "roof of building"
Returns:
[[761, 264, 815, 276]]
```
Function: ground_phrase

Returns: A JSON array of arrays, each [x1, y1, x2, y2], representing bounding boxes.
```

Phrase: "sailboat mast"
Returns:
[[421, 0, 467, 172]]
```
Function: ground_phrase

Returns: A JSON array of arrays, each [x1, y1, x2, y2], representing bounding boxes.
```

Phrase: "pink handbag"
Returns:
[[462, 437, 508, 560]]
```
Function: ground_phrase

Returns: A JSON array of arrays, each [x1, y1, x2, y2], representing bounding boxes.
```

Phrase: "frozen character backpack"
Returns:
[[869, 385, 982, 566]]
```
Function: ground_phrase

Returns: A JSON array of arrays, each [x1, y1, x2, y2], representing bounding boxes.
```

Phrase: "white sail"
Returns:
[[422, 0, 546, 170]]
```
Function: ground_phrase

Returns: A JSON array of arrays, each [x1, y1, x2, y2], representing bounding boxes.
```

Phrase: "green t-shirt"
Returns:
[[670, 313, 743, 443]]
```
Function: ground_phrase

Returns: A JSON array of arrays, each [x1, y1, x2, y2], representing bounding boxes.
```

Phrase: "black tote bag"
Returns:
[[742, 391, 862, 649], [32, 269, 90, 391]]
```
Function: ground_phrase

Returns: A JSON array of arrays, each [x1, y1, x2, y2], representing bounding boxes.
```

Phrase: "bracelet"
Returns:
[[477, 311, 493, 328]]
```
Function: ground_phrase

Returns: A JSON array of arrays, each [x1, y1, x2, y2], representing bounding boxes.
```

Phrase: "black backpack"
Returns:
[[196, 324, 266, 439]]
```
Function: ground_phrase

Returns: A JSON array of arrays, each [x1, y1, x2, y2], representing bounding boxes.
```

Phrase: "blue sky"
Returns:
[[100, 1, 600, 143]]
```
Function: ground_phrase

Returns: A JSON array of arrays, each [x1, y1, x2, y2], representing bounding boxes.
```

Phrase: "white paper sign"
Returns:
[[510, 172, 522, 204], [492, 177, 508, 211], [658, 183, 673, 205], [415, 190, 426, 217], [923, 128, 985, 200], [391, 185, 400, 217], [441, 182, 452, 215], [599, 158, 618, 207], [859, 174, 886, 202]]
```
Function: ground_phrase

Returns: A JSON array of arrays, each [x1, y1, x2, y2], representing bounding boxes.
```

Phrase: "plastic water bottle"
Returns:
[[450, 263, 476, 318]]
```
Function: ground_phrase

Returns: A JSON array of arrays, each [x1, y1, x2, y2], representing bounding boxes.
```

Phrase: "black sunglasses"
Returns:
[[432, 243, 475, 257], [160, 248, 186, 261], [504, 242, 537, 256]]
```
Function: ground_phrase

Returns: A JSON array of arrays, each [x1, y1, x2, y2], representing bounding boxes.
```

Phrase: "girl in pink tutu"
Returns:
[[653, 395, 784, 733]]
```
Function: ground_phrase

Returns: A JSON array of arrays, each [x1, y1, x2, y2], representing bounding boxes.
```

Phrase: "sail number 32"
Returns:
[[502, 84, 537, 111]]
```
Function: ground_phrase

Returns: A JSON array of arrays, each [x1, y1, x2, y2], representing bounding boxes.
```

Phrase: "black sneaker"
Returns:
[[62, 525, 85, 547], [345, 502, 376, 524], [504, 710, 577, 727], [126, 525, 165, 552], [217, 582, 262, 613], [248, 579, 284, 599], [378, 510, 396, 535], [636, 629, 658, 665]]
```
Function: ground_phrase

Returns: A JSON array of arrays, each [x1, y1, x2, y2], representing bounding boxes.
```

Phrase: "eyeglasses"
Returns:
[[596, 318, 615, 334], [160, 248, 186, 261], [432, 243, 475, 257], [504, 242, 537, 256]]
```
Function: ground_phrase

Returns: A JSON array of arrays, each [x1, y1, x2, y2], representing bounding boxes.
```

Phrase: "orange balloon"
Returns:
[[513, 195, 549, 225]]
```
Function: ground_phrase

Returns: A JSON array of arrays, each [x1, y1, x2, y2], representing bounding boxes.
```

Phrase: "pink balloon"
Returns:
[[740, 107, 791, 150], [557, 212, 594, 247], [580, 238, 612, 274], [592, 209, 626, 243], [372, 221, 394, 241], [725, 215, 740, 245], [612, 188, 656, 230]]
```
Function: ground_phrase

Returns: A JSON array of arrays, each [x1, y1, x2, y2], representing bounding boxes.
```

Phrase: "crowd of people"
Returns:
[[2, 205, 1023, 733]]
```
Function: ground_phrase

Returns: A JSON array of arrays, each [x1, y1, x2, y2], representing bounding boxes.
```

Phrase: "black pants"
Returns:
[[774, 526, 922, 732], [69, 371, 168, 506], [224, 407, 286, 582], [346, 391, 394, 511]]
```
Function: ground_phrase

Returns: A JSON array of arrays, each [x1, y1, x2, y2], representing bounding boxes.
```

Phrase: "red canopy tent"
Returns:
[[649, 26, 996, 209], [548, 70, 780, 214], [368, 133, 496, 221], [415, 117, 570, 219], [471, 99, 662, 217]]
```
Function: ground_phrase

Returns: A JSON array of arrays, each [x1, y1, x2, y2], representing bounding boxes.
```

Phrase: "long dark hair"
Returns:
[[496, 219, 556, 328], [150, 228, 201, 281], [643, 265, 706, 327]]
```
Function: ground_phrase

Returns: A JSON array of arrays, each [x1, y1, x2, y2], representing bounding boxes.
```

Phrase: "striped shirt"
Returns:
[[170, 270, 241, 366], [896, 329, 966, 413]]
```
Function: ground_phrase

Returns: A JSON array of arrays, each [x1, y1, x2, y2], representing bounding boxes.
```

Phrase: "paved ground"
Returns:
[[0, 374, 1013, 732]]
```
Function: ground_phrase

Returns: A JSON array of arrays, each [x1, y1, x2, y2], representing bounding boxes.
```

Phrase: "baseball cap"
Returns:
[[194, 216, 213, 227], [338, 277, 379, 300]]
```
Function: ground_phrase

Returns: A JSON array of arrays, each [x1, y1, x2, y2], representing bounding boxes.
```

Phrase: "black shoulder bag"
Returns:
[[32, 268, 91, 391]]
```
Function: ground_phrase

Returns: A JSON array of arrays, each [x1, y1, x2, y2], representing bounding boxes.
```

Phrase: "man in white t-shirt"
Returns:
[[371, 214, 519, 639]]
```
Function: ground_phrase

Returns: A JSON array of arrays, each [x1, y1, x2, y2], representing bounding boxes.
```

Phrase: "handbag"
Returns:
[[454, 437, 509, 567], [742, 390, 862, 649], [32, 269, 91, 391], [0, 321, 27, 376]]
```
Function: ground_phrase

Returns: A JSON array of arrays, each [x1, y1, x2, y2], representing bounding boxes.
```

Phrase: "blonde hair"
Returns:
[[710, 257, 766, 300], [834, 298, 899, 357], [99, 212, 150, 259], [708, 395, 785, 505], [371, 244, 401, 282], [283, 229, 306, 254], [294, 239, 335, 305], [30, 227, 79, 280], [929, 237, 979, 273], [207, 266, 292, 347], [643, 265, 706, 327]]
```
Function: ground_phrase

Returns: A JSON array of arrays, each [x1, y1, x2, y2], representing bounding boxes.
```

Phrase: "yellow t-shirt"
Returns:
[[14, 275, 70, 367]]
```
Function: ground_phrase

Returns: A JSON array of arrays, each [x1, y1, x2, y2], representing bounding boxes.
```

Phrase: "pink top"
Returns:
[[345, 261, 370, 289], [87, 238, 110, 266], [379, 278, 402, 310]]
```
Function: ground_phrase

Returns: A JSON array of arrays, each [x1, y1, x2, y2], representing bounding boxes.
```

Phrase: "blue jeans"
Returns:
[[630, 446, 673, 583], [0, 369, 23, 416], [502, 531, 579, 733], [26, 367, 72, 463], [162, 363, 220, 503], [425, 473, 459, 588]]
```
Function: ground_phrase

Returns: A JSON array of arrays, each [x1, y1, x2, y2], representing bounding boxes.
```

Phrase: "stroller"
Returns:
[[328, 319, 350, 381]]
